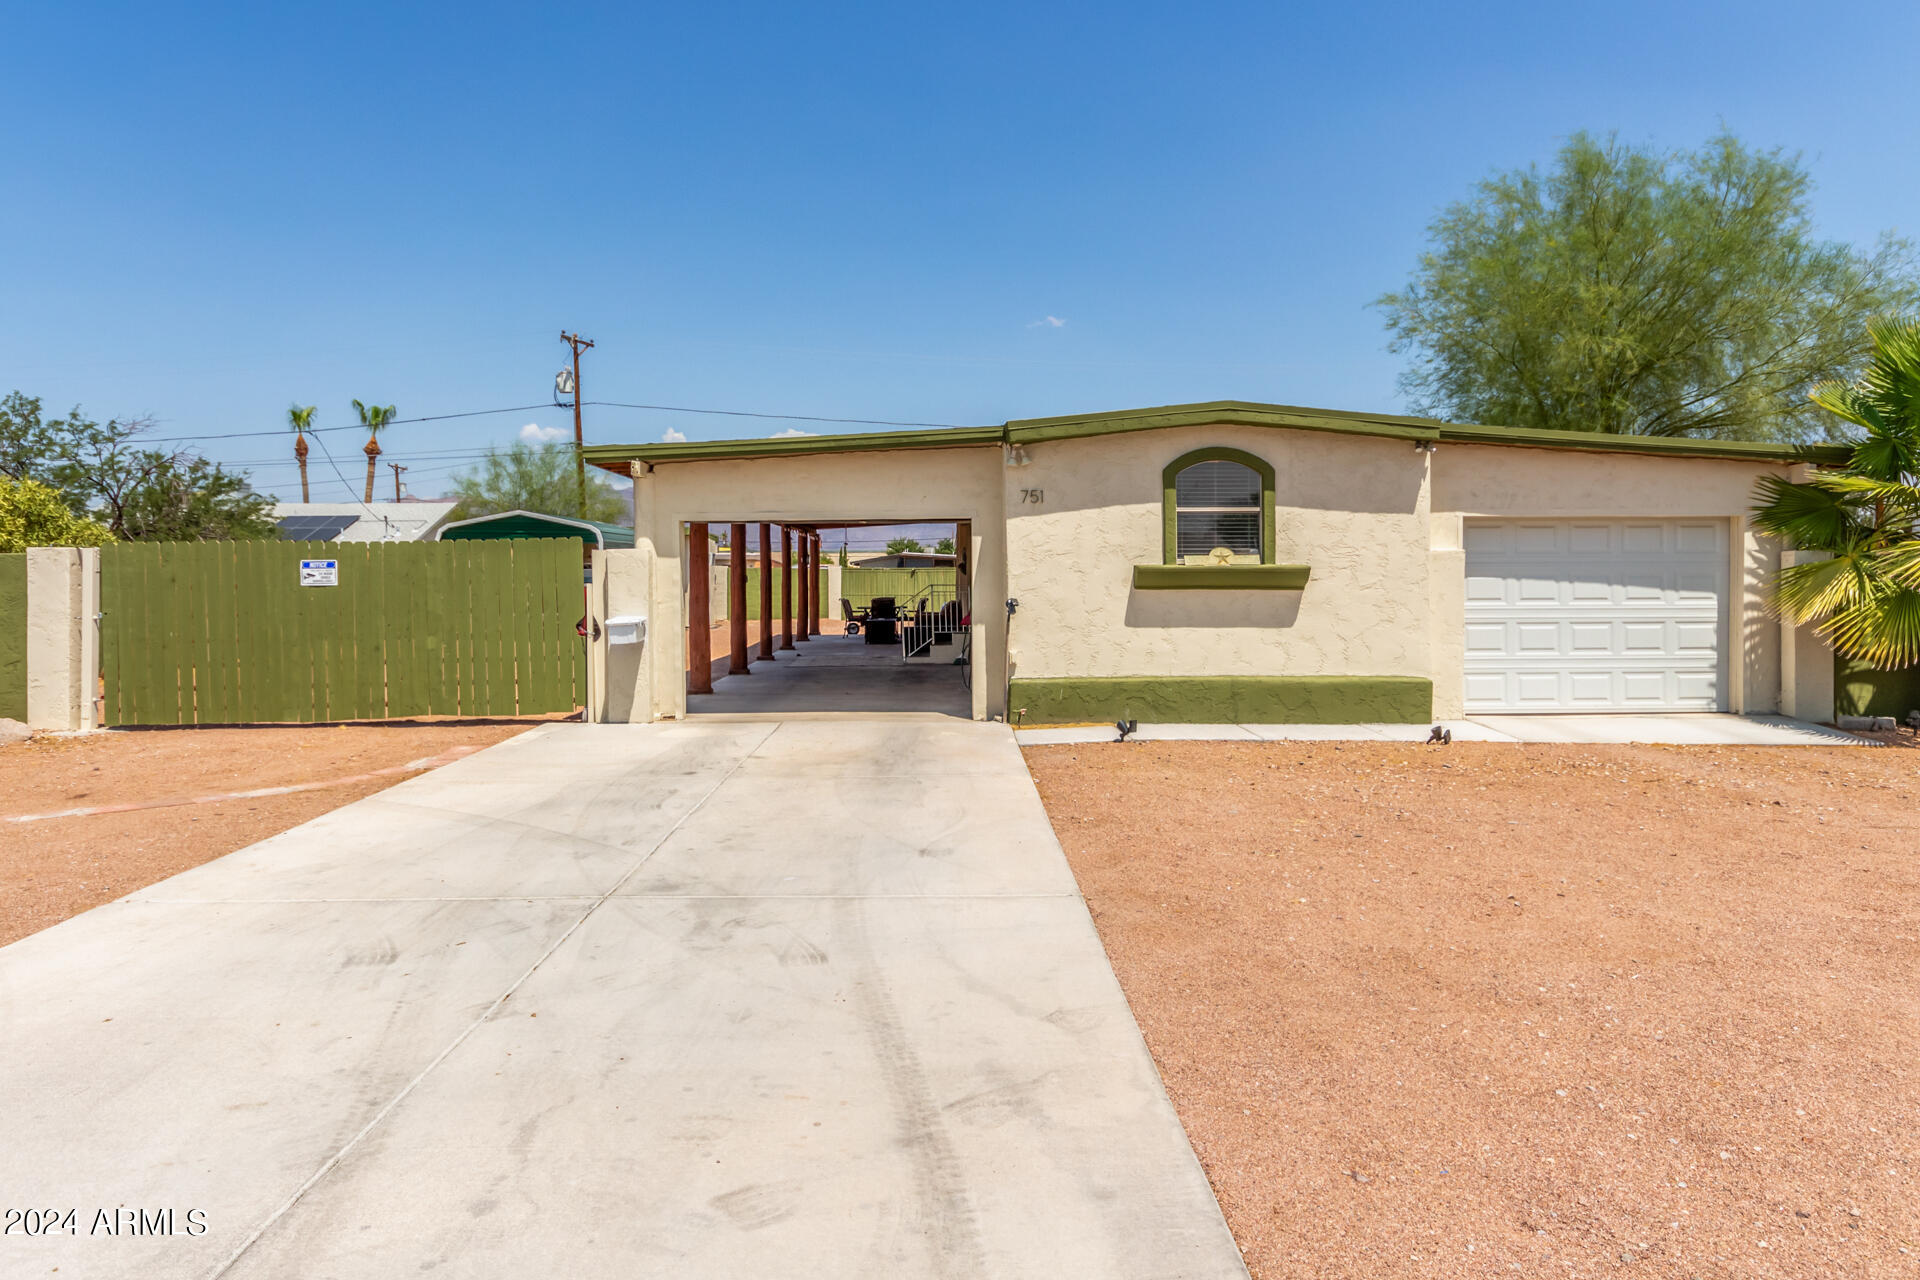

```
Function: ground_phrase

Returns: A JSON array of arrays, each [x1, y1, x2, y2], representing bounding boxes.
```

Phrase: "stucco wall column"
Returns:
[[687, 522, 713, 694], [756, 523, 775, 662], [24, 546, 98, 732], [1779, 549, 1835, 721], [728, 523, 750, 674]]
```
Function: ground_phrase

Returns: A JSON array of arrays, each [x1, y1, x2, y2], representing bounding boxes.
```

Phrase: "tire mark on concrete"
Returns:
[[841, 898, 986, 1278]]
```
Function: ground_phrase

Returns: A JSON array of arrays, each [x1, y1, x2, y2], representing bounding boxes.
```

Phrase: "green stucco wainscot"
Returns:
[[1008, 675, 1433, 725]]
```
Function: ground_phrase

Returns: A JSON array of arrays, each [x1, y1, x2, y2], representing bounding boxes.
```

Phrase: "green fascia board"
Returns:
[[1009, 400, 1441, 447], [1132, 564, 1309, 590], [1433, 421, 1849, 465], [1009, 675, 1433, 725], [583, 424, 1005, 468], [583, 399, 1845, 469]]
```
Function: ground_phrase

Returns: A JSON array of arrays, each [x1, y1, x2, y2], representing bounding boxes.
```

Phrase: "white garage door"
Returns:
[[1463, 520, 1728, 713]]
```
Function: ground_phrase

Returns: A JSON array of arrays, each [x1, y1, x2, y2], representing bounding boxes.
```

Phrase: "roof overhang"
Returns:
[[582, 399, 1851, 470]]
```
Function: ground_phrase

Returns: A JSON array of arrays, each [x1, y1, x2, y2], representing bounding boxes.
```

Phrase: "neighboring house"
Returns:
[[585, 399, 1844, 725], [273, 501, 459, 543], [849, 550, 956, 569]]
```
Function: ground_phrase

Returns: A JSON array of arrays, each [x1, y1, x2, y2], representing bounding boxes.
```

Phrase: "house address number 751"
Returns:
[[1020, 488, 1044, 504]]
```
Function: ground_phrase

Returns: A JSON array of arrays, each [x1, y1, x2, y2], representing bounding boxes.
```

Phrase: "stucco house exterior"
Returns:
[[583, 401, 1841, 725]]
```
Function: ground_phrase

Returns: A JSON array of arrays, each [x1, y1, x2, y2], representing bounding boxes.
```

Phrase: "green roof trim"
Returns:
[[436, 510, 635, 549], [584, 424, 1005, 468], [581, 399, 1850, 468]]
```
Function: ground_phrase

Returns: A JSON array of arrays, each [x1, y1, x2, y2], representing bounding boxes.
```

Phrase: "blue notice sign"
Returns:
[[299, 559, 339, 587]]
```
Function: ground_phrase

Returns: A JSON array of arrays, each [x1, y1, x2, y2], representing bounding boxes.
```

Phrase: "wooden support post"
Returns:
[[779, 526, 794, 650], [728, 523, 750, 674], [756, 523, 774, 661], [809, 533, 822, 637], [796, 529, 811, 642], [687, 523, 712, 694]]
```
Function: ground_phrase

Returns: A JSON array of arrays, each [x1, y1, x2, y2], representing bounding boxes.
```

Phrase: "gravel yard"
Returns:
[[0, 723, 533, 947], [1025, 740, 1920, 1279]]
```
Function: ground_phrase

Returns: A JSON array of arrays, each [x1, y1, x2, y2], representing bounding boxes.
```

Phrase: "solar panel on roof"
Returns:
[[276, 515, 357, 541]]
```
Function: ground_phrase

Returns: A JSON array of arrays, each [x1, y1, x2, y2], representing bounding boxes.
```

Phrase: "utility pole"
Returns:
[[388, 462, 408, 501], [560, 331, 595, 518]]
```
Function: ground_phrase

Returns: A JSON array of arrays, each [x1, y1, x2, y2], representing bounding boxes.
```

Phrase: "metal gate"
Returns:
[[100, 539, 582, 725]]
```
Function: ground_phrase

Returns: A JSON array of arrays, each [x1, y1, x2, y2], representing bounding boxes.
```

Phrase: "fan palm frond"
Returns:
[[1771, 550, 1879, 625], [1750, 473, 1865, 550], [1763, 316, 1920, 668], [1818, 583, 1920, 670]]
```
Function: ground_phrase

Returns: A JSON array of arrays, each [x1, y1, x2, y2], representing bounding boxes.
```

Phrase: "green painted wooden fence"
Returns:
[[737, 566, 826, 622], [0, 553, 25, 722], [100, 539, 583, 725], [726, 566, 958, 621], [839, 567, 955, 612]]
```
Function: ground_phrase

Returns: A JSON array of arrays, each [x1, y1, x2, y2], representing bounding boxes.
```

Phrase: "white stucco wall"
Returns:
[[630, 445, 1007, 721], [1004, 425, 1433, 681]]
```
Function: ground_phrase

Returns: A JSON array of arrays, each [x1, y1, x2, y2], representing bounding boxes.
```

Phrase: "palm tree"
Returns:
[[288, 404, 316, 502], [351, 399, 397, 504], [1752, 317, 1920, 668]]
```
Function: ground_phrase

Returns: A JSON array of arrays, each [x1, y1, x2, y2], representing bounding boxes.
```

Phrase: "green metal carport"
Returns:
[[436, 511, 634, 581], [436, 510, 635, 550]]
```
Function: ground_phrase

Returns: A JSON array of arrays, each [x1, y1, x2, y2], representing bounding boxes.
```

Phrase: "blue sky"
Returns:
[[6, 0, 1917, 502]]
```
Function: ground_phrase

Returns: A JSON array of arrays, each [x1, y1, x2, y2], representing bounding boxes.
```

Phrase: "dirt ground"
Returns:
[[1025, 741, 1920, 1280], [0, 722, 533, 947]]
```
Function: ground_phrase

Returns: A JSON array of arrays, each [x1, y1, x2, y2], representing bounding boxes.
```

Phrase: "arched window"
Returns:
[[1161, 448, 1275, 565]]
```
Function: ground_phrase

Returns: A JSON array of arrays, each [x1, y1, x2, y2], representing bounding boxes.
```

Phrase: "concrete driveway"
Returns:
[[0, 720, 1245, 1279]]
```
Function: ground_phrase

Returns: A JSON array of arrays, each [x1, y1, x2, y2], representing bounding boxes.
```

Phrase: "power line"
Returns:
[[139, 398, 969, 446], [585, 401, 968, 429], [141, 403, 559, 444]]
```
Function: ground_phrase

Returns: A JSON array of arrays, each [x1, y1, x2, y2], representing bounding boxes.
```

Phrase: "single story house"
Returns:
[[850, 550, 957, 569], [273, 501, 459, 543], [582, 400, 1842, 725]]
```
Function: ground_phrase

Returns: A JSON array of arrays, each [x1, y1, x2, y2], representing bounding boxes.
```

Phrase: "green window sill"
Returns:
[[1131, 564, 1311, 590]]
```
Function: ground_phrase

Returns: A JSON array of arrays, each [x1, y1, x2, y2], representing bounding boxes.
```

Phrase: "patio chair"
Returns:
[[863, 597, 898, 645], [840, 597, 869, 636]]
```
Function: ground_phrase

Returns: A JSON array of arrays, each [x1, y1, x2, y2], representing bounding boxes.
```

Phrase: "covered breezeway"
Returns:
[[686, 518, 973, 719], [589, 436, 1010, 723]]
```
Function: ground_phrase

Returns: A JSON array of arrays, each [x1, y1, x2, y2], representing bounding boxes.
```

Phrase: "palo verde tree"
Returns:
[[1378, 132, 1920, 442], [288, 403, 316, 502], [1752, 317, 1920, 669], [446, 442, 627, 523], [352, 399, 397, 503]]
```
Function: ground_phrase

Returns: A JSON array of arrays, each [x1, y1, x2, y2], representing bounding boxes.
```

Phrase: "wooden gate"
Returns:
[[100, 539, 582, 726], [0, 553, 25, 723]]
